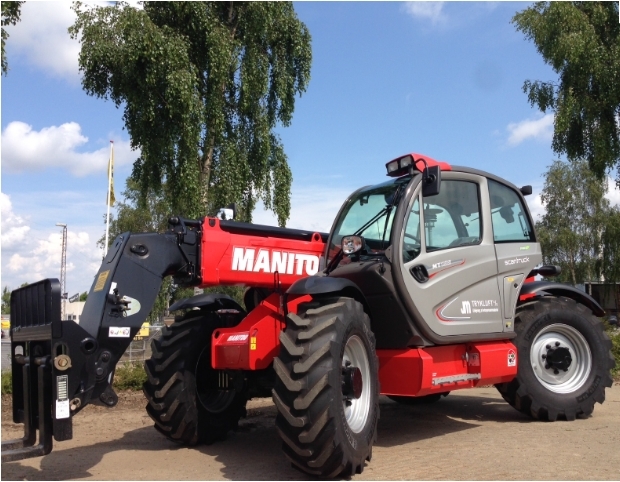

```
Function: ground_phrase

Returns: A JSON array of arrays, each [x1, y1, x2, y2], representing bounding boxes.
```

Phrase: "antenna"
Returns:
[[56, 223, 67, 321]]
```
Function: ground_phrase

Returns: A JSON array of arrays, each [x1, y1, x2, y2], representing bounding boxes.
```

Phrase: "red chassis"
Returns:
[[201, 218, 517, 397]]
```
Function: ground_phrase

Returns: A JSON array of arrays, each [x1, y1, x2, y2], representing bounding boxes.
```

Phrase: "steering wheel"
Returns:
[[404, 232, 420, 243]]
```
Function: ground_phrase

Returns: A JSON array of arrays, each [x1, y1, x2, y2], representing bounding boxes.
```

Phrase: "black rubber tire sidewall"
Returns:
[[506, 297, 613, 420], [143, 309, 246, 444], [273, 297, 379, 477]]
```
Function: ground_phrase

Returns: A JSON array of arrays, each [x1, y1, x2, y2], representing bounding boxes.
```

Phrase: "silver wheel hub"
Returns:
[[342, 335, 371, 433], [530, 323, 592, 394]]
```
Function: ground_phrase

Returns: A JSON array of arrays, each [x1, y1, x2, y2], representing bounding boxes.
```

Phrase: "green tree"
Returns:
[[79, 291, 88, 302], [70, 1, 311, 225], [600, 207, 620, 283], [1, 286, 11, 314], [513, 2, 620, 181], [1, 1, 23, 75], [535, 159, 612, 286]]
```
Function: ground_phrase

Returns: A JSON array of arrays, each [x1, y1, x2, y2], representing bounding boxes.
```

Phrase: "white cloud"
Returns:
[[506, 113, 554, 146], [253, 185, 354, 233], [1, 121, 137, 176], [1, 192, 31, 248], [402, 2, 446, 25], [1, 192, 103, 293], [525, 191, 545, 223], [4, 2, 81, 81], [606, 177, 620, 207]]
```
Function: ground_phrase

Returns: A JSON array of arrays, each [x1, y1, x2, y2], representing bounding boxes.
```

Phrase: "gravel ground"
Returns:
[[2, 384, 620, 481]]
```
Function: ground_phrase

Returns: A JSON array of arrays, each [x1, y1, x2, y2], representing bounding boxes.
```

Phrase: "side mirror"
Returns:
[[422, 165, 441, 197], [216, 203, 237, 221]]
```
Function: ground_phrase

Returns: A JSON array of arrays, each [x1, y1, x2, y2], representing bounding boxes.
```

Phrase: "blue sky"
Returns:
[[2, 1, 619, 295]]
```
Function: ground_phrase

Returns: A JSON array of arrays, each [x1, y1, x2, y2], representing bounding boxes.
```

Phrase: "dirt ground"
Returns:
[[2, 385, 620, 481]]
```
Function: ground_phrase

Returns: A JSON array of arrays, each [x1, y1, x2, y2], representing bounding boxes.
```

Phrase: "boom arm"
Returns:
[[3, 216, 326, 462]]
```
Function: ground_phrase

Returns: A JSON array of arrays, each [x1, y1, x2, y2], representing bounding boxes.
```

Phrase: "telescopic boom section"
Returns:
[[200, 218, 326, 290], [2, 216, 326, 462]]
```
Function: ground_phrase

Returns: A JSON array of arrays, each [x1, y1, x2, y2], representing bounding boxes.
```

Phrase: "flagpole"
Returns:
[[104, 140, 113, 256]]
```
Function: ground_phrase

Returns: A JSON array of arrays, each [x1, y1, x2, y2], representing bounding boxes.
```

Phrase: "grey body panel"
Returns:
[[320, 166, 540, 347], [400, 173, 510, 336]]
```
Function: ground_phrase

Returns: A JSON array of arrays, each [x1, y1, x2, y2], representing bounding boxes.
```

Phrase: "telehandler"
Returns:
[[3, 153, 614, 477]]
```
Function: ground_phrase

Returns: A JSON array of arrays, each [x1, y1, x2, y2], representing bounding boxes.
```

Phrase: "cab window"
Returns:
[[422, 180, 481, 252], [488, 179, 534, 243], [402, 180, 481, 261]]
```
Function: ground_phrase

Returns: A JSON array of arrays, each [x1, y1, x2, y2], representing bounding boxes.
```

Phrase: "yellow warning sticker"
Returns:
[[250, 337, 257, 351], [93, 270, 110, 292]]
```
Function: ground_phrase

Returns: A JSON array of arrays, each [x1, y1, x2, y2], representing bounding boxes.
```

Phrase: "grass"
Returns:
[[112, 362, 148, 391], [605, 326, 620, 380], [1, 362, 148, 395], [1, 370, 12, 395]]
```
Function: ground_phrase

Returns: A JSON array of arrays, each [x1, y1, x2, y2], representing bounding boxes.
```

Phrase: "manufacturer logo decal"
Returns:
[[505, 256, 530, 266], [109, 327, 130, 338], [508, 349, 517, 367], [231, 247, 319, 276], [438, 298, 499, 321], [227, 334, 249, 342], [427, 259, 465, 278], [520, 245, 530, 251]]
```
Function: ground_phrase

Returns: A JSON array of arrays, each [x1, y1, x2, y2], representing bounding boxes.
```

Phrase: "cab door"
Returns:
[[399, 172, 504, 336]]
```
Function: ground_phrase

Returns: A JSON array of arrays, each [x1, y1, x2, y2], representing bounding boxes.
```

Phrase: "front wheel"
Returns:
[[272, 297, 379, 477], [496, 297, 615, 421]]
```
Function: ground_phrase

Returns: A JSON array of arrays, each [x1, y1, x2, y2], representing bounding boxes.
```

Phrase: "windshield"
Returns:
[[327, 179, 405, 264]]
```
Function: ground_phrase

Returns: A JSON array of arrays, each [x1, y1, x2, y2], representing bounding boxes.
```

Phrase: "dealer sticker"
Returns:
[[508, 349, 517, 367], [56, 399, 70, 419], [109, 327, 131, 338]]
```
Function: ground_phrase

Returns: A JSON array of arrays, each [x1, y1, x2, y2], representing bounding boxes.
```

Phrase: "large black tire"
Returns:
[[143, 309, 247, 444], [496, 297, 615, 421], [272, 297, 380, 478]]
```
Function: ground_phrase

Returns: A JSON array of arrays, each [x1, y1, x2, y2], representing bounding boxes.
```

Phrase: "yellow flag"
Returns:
[[107, 141, 115, 207]]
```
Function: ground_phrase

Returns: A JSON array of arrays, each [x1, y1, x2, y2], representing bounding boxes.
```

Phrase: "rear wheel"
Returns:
[[272, 297, 379, 477], [496, 297, 614, 421], [143, 309, 247, 444]]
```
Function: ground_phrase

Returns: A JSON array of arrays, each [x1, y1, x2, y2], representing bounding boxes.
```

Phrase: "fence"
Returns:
[[118, 325, 163, 365], [0, 325, 165, 372]]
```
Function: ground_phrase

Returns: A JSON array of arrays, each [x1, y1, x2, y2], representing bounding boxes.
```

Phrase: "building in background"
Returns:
[[583, 282, 620, 318], [66, 301, 85, 323]]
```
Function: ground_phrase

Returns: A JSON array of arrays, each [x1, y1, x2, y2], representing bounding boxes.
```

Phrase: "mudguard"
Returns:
[[519, 281, 605, 317], [168, 293, 244, 312], [286, 276, 370, 313]]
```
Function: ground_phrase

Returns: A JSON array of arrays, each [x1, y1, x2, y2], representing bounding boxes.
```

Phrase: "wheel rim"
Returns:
[[195, 346, 236, 413], [530, 323, 592, 394], [342, 335, 371, 433]]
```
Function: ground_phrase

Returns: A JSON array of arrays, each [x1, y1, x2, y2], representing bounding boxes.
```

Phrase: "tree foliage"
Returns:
[[513, 2, 620, 181], [1, 286, 10, 314], [1, 1, 23, 75], [535, 158, 619, 285], [71, 1, 311, 225]]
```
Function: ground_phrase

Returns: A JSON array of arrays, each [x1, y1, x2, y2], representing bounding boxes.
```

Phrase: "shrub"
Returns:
[[608, 329, 620, 380], [1, 370, 12, 395], [113, 362, 147, 391]]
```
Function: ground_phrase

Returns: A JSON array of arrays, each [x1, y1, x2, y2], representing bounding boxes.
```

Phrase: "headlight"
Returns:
[[342, 235, 364, 255]]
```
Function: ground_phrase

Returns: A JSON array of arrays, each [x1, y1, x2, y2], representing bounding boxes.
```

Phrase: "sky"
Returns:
[[1, 1, 619, 296]]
